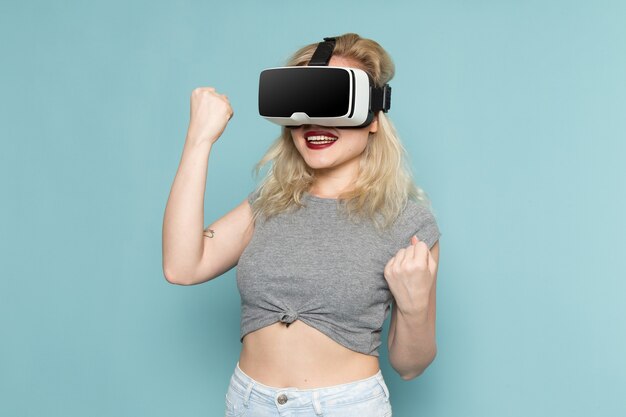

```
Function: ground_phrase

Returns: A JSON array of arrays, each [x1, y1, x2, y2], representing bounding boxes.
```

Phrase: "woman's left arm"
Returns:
[[385, 238, 440, 380]]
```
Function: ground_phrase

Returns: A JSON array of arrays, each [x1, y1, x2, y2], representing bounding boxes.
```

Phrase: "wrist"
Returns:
[[396, 299, 430, 323], [184, 136, 214, 152]]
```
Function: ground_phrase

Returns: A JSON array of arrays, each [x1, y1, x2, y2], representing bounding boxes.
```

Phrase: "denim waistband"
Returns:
[[229, 361, 390, 411]]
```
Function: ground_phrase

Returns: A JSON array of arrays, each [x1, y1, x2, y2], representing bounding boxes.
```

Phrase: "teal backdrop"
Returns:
[[1, 1, 625, 416]]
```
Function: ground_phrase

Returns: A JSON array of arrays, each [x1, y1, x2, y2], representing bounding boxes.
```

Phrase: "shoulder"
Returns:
[[247, 188, 261, 205], [390, 199, 442, 250]]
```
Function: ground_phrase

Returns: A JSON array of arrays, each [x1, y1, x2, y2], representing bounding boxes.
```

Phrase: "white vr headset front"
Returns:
[[258, 37, 391, 128]]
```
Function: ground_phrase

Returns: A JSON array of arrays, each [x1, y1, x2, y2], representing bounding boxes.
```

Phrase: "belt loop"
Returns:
[[243, 380, 254, 407], [377, 375, 390, 402], [312, 390, 323, 415]]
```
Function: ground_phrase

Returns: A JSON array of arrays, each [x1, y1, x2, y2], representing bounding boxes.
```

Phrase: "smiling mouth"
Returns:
[[306, 135, 337, 144], [304, 130, 338, 144]]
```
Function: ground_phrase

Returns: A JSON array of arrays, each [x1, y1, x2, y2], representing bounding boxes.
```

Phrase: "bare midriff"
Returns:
[[238, 320, 380, 389]]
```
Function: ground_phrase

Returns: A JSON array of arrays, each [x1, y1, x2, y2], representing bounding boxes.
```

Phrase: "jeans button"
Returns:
[[277, 393, 288, 404]]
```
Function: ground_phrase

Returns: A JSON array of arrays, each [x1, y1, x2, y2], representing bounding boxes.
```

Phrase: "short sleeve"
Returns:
[[247, 188, 261, 205], [386, 201, 442, 254], [412, 205, 441, 249], [396, 202, 441, 250]]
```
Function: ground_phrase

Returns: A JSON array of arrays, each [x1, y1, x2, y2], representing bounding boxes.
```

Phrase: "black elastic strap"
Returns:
[[371, 84, 392, 113], [308, 37, 336, 66]]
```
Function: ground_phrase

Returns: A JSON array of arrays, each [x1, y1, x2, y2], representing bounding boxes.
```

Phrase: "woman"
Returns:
[[163, 33, 441, 417]]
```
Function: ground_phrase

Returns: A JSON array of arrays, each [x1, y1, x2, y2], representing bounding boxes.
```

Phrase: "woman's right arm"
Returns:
[[162, 87, 254, 285]]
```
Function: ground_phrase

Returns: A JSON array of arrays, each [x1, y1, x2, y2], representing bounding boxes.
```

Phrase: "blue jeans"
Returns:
[[224, 362, 393, 417]]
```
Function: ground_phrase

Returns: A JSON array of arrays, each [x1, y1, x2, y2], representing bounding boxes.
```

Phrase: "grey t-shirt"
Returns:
[[236, 190, 441, 356]]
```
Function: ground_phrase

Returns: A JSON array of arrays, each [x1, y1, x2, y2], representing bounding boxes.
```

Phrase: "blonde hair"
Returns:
[[250, 33, 431, 232]]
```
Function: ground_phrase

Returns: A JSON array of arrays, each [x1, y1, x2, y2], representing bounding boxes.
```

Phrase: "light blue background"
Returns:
[[1, 1, 625, 416]]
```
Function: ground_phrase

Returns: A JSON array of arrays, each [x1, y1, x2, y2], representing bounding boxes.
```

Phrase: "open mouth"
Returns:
[[304, 130, 338, 148], [306, 135, 338, 144]]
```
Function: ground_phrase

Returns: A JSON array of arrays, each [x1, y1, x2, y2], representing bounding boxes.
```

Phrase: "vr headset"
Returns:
[[258, 37, 391, 128]]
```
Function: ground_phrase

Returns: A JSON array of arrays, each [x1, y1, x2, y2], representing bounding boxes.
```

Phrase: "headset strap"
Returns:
[[308, 36, 392, 116], [371, 84, 392, 113], [308, 37, 336, 66]]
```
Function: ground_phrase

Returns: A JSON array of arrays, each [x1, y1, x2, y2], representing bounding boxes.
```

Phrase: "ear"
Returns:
[[368, 114, 379, 134]]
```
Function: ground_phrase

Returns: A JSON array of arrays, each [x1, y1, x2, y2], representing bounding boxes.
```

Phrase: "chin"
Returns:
[[306, 164, 330, 172], [305, 160, 335, 170], [300, 155, 327, 167]]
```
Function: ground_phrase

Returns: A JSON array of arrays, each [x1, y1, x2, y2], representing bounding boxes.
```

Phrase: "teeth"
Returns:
[[306, 135, 338, 143]]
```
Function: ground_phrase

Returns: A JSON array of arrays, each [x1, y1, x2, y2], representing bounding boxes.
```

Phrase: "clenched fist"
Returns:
[[384, 236, 438, 315], [185, 87, 234, 146]]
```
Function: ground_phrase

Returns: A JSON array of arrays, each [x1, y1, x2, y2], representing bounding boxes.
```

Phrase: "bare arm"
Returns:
[[162, 87, 250, 285], [386, 239, 440, 380]]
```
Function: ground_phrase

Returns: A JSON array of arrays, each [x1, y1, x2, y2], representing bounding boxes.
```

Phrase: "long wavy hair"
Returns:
[[250, 33, 431, 232]]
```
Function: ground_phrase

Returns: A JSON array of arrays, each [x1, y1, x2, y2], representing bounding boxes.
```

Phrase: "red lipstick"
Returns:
[[304, 130, 338, 150], [304, 130, 338, 139]]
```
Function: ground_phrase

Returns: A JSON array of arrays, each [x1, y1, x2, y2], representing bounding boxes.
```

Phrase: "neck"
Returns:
[[309, 173, 357, 198]]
